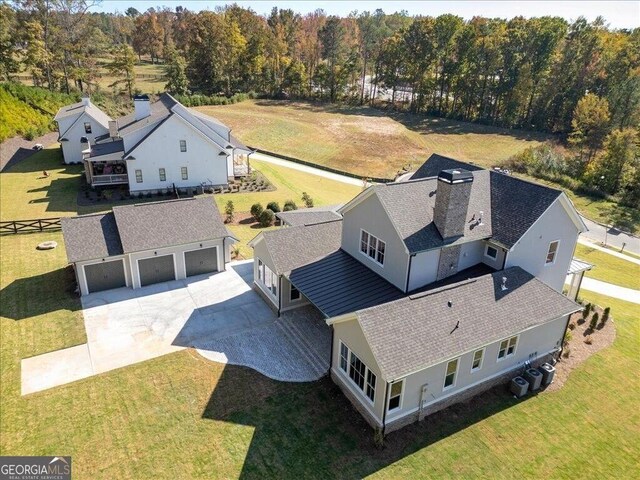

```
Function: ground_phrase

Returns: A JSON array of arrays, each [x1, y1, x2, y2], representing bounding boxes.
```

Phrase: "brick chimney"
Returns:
[[433, 169, 474, 239], [133, 94, 151, 121]]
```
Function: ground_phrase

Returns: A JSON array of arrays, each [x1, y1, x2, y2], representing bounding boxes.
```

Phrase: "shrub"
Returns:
[[584, 335, 593, 345], [302, 191, 314, 208], [259, 208, 275, 227], [563, 330, 573, 346], [600, 307, 611, 327], [250, 203, 264, 221], [225, 200, 235, 223], [283, 200, 297, 211], [590, 312, 599, 331], [582, 303, 591, 319], [562, 347, 571, 358], [568, 321, 576, 330], [266, 201, 281, 213], [230, 244, 241, 259]]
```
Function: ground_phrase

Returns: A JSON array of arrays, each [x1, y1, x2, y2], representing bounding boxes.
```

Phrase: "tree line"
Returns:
[[1, 2, 638, 208]]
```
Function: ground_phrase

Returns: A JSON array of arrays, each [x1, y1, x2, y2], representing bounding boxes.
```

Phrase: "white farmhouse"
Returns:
[[53, 93, 252, 194]]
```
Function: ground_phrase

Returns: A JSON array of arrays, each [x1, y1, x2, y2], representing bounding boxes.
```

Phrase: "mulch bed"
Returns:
[[544, 305, 616, 393]]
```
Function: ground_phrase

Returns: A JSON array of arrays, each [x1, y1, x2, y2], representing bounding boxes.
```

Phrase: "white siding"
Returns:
[[384, 315, 568, 425], [124, 115, 229, 192], [341, 194, 409, 290], [480, 240, 506, 270], [58, 112, 109, 164], [458, 240, 484, 271], [505, 199, 580, 291], [408, 249, 439, 291]]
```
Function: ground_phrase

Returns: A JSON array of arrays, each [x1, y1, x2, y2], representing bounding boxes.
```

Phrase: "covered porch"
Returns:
[[565, 258, 594, 301], [83, 139, 128, 187]]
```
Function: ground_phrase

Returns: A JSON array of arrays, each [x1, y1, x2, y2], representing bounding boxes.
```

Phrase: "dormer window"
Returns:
[[84, 122, 92, 134], [360, 230, 385, 266]]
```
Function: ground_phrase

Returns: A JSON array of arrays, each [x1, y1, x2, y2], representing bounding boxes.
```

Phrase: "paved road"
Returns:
[[580, 216, 639, 256]]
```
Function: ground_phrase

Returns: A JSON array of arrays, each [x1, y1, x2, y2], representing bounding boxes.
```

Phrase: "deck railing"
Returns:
[[92, 174, 129, 185]]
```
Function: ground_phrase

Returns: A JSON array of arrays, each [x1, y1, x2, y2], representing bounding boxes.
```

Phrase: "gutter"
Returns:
[[381, 381, 391, 436], [277, 274, 282, 317]]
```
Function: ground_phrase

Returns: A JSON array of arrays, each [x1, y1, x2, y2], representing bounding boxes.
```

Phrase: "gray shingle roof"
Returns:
[[258, 220, 342, 274], [411, 153, 484, 179], [112, 197, 231, 253], [61, 213, 123, 263], [490, 171, 562, 248], [116, 93, 177, 137], [356, 267, 581, 380], [408, 154, 563, 249], [289, 250, 405, 318], [89, 139, 124, 159], [373, 170, 492, 253], [276, 206, 342, 227]]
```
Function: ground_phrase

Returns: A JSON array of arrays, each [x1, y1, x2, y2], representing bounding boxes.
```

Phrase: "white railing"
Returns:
[[92, 174, 129, 185]]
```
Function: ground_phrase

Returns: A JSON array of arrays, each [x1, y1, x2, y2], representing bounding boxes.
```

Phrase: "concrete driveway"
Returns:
[[21, 260, 330, 394]]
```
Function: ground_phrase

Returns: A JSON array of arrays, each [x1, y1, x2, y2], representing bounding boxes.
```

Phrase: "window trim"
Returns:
[[497, 335, 519, 361], [179, 139, 187, 152], [484, 244, 498, 260], [470, 348, 485, 373], [256, 257, 277, 299], [359, 229, 386, 267], [387, 379, 404, 412], [135, 169, 143, 183], [338, 341, 376, 405], [159, 168, 166, 182], [181, 166, 188, 180], [443, 358, 459, 390], [545, 240, 560, 265]]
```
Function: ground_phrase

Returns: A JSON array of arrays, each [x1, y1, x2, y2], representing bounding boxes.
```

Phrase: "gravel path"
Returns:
[[0, 132, 59, 172]]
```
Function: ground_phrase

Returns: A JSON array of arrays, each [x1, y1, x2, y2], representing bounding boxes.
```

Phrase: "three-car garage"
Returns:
[[62, 198, 235, 296]]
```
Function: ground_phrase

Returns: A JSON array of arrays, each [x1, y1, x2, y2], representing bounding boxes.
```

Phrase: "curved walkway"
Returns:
[[578, 277, 640, 304]]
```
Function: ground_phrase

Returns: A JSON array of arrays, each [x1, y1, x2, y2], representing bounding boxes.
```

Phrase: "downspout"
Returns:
[[277, 275, 282, 317], [558, 313, 573, 359], [222, 237, 226, 270], [405, 254, 415, 293], [381, 381, 391, 436], [329, 325, 334, 370], [501, 248, 508, 270]]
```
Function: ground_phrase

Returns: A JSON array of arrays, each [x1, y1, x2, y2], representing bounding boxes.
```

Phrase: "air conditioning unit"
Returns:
[[524, 368, 543, 391], [538, 363, 556, 386], [510, 376, 529, 398]]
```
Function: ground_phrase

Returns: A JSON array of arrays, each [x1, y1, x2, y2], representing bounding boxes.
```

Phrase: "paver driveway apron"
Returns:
[[21, 260, 330, 395]]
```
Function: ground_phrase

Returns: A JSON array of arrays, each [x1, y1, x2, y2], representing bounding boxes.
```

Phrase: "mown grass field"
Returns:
[[575, 244, 640, 290], [198, 100, 554, 179], [1, 227, 638, 478]]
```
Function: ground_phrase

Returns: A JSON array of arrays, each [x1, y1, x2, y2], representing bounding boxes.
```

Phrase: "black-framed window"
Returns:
[[179, 140, 187, 152], [388, 380, 403, 411], [366, 370, 376, 401], [84, 122, 92, 134], [349, 353, 366, 390], [159, 168, 166, 181], [135, 169, 143, 183], [339, 342, 348, 372], [181, 167, 188, 180], [290, 285, 300, 301], [485, 245, 498, 259]]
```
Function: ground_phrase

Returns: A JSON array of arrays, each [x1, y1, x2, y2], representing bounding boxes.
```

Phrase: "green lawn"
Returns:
[[575, 244, 640, 290], [198, 100, 553, 179], [599, 243, 640, 261], [1, 230, 638, 478]]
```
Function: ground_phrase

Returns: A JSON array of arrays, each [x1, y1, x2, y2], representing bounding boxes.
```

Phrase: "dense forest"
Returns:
[[1, 1, 638, 208]]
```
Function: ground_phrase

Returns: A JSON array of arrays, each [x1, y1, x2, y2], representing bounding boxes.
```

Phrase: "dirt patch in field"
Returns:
[[545, 306, 616, 393]]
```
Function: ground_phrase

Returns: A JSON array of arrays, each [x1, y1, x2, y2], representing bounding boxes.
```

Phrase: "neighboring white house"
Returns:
[[61, 197, 237, 296], [53, 94, 113, 164], [54, 93, 253, 193], [249, 153, 587, 433]]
